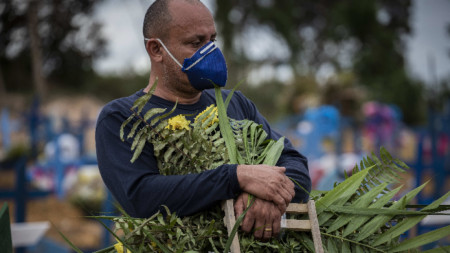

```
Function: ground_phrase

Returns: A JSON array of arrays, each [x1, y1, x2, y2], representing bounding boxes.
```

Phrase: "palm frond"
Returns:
[[351, 147, 409, 196], [388, 225, 450, 253], [315, 148, 449, 252], [372, 191, 450, 246]]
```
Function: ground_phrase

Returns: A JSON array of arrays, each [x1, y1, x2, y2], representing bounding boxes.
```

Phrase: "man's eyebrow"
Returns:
[[189, 33, 217, 40]]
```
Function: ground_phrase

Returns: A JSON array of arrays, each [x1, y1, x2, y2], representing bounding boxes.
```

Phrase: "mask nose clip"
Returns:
[[199, 42, 216, 55]]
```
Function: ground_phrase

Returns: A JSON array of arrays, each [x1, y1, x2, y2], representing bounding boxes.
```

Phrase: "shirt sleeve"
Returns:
[[95, 111, 241, 218], [232, 91, 312, 203]]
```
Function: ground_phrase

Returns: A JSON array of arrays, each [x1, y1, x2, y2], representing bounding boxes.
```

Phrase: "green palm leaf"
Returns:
[[342, 186, 402, 237], [355, 182, 428, 241], [351, 147, 408, 196], [215, 87, 241, 164], [131, 78, 157, 114], [316, 167, 373, 224], [372, 191, 450, 246], [421, 246, 450, 253], [262, 136, 285, 166], [388, 225, 450, 252], [327, 182, 388, 233]]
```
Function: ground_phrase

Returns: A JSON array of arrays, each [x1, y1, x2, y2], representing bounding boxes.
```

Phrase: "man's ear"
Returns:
[[145, 39, 163, 62]]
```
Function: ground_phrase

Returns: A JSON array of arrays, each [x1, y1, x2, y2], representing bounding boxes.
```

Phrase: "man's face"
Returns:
[[161, 1, 217, 95]]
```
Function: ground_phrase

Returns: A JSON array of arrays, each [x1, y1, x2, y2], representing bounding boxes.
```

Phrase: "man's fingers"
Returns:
[[272, 211, 281, 237], [238, 197, 284, 241], [235, 206, 243, 220], [241, 210, 255, 233], [262, 224, 272, 241], [253, 218, 266, 239], [279, 187, 294, 206], [285, 178, 296, 197], [234, 198, 244, 219], [275, 166, 286, 173], [272, 194, 287, 212], [235, 193, 250, 221]]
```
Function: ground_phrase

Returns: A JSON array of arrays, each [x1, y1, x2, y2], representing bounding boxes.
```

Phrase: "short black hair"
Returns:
[[143, 0, 172, 40], [143, 0, 203, 40]]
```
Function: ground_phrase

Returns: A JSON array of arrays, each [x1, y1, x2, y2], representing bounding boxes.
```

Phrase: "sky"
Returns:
[[406, 0, 450, 85], [93, 0, 450, 86]]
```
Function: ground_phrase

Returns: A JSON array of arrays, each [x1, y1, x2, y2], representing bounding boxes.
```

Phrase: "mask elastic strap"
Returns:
[[145, 38, 183, 68], [184, 44, 218, 71]]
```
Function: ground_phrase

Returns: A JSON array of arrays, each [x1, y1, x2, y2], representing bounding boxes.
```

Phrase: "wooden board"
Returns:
[[222, 200, 324, 253], [222, 199, 240, 253]]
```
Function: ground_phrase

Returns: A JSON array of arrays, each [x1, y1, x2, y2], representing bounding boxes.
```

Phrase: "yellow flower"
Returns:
[[194, 104, 218, 127], [114, 241, 131, 253], [166, 114, 191, 131]]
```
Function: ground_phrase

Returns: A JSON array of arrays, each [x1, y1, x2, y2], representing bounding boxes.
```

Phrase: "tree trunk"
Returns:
[[27, 0, 46, 99], [0, 66, 6, 103]]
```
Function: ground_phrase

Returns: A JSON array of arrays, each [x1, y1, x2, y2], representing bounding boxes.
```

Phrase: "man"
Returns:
[[95, 0, 311, 241]]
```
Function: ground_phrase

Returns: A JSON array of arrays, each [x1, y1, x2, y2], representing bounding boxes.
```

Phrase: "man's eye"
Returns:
[[191, 41, 201, 47]]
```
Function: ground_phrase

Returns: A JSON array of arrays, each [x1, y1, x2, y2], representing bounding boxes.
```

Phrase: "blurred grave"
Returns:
[[411, 99, 450, 249], [0, 95, 116, 252], [276, 104, 364, 191], [276, 98, 450, 247]]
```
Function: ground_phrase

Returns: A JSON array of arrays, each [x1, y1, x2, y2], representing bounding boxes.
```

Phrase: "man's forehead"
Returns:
[[168, 0, 214, 26]]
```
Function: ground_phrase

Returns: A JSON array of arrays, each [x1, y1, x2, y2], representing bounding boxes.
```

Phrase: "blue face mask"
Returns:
[[146, 38, 228, 90]]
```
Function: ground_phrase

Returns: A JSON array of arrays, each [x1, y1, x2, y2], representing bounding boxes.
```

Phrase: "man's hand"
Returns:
[[236, 164, 295, 212], [234, 193, 283, 240]]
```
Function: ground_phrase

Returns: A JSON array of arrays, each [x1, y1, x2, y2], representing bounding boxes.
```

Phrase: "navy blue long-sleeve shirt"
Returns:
[[95, 89, 311, 218]]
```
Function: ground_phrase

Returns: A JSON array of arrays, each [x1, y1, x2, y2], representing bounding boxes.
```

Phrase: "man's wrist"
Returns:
[[228, 164, 241, 197], [236, 164, 249, 190]]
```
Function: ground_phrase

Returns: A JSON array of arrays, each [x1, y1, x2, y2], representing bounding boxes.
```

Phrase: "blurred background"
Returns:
[[0, 0, 449, 252]]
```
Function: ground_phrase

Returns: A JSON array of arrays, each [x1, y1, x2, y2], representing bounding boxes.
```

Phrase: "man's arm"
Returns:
[[230, 91, 312, 202], [276, 141, 311, 202], [96, 111, 294, 218], [224, 91, 311, 239], [96, 112, 241, 217]]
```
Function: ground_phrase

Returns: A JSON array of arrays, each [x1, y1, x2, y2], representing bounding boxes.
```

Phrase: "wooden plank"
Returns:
[[286, 203, 308, 214], [283, 219, 311, 231], [0, 203, 13, 253], [308, 200, 324, 253], [222, 199, 240, 253]]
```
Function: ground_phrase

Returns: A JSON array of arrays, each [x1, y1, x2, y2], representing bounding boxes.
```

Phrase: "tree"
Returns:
[[0, 0, 106, 96], [214, 0, 425, 124], [27, 0, 46, 98]]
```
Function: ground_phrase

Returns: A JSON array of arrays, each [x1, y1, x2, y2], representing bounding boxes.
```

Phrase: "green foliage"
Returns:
[[96, 84, 450, 252], [307, 150, 450, 252], [110, 206, 228, 252], [93, 149, 450, 252], [349, 147, 408, 195], [215, 86, 242, 164], [120, 82, 287, 175]]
